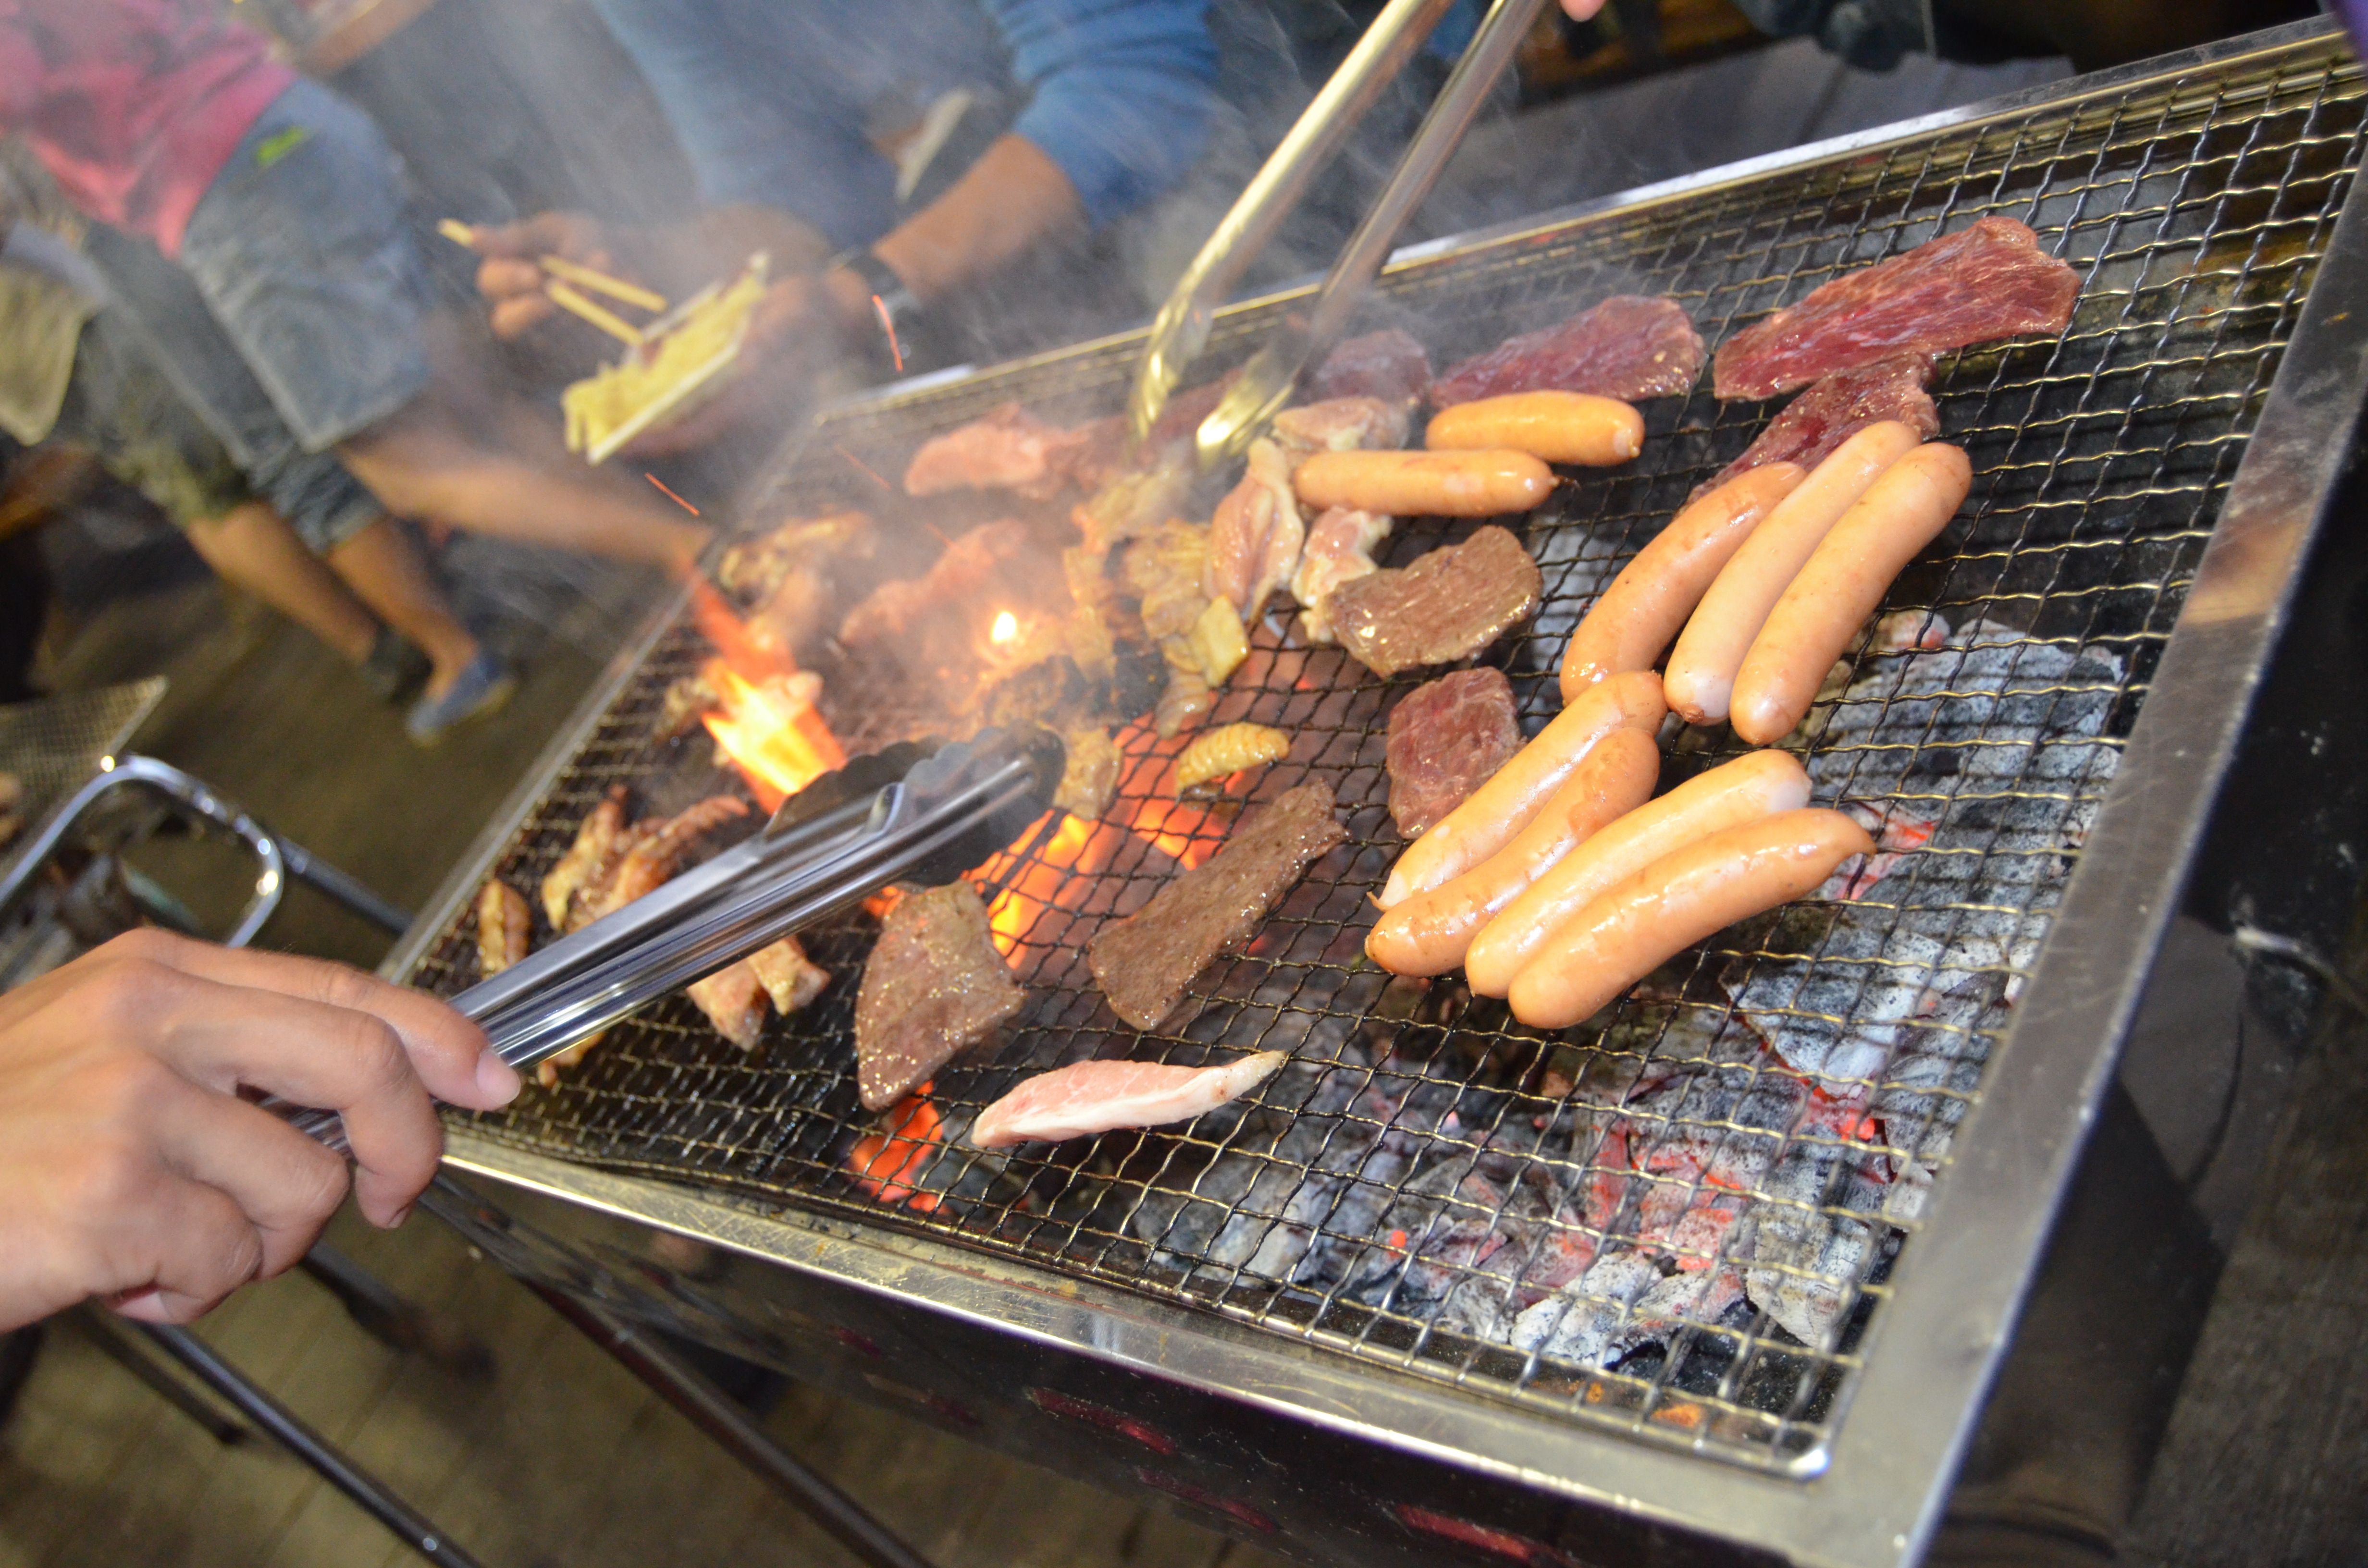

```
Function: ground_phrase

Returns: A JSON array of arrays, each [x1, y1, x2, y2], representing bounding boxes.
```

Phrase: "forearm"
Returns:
[[870, 135, 1085, 304]]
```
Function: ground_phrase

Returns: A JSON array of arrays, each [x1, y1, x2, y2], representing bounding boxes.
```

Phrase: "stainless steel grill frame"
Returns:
[[390, 22, 2368, 1567]]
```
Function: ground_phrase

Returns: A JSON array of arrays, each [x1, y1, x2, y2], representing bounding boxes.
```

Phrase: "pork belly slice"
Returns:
[[1385, 667, 1523, 838], [1269, 396, 1410, 465], [1705, 354, 1938, 493], [972, 1051, 1289, 1149], [1327, 525, 1542, 679], [1087, 781, 1346, 1031], [1309, 328, 1433, 404], [902, 403, 1094, 500], [1713, 217, 2079, 400], [1432, 296, 1704, 407], [1291, 506, 1392, 645], [854, 882, 1026, 1111]]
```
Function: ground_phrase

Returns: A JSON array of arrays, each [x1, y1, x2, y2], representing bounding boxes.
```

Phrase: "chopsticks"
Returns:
[[436, 218, 668, 346]]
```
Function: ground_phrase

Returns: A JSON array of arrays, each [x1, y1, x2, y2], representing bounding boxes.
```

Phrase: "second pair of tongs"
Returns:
[[284, 728, 1065, 1150], [1128, 0, 1550, 466]]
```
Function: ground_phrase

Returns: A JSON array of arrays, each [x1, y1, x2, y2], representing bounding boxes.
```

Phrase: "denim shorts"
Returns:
[[177, 78, 433, 453]]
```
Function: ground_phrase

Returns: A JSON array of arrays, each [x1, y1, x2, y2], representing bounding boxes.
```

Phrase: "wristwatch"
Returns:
[[827, 247, 925, 366]]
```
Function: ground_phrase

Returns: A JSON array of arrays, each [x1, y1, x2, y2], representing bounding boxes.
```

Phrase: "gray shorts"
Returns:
[[177, 78, 434, 453]]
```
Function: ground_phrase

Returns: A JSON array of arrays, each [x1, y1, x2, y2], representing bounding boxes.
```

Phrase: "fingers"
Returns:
[[476, 254, 544, 299], [150, 1076, 349, 1278], [1562, 0, 1607, 15], [88, 1158, 269, 1326]]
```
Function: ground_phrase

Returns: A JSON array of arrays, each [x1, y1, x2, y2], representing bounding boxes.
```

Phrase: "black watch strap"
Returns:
[[828, 247, 922, 329]]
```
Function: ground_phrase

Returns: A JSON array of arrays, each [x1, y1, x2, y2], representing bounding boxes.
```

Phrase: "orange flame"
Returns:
[[990, 610, 1019, 645], [982, 811, 1103, 959], [847, 1089, 944, 1212], [702, 661, 845, 811], [688, 576, 795, 684]]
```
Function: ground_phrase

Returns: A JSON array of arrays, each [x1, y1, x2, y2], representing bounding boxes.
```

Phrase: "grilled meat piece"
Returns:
[[1087, 781, 1345, 1030], [1432, 296, 1704, 407], [854, 882, 1026, 1111], [577, 795, 750, 925], [1205, 438, 1303, 618], [972, 1052, 1288, 1149], [687, 961, 768, 1050], [1291, 506, 1391, 645], [1270, 396, 1410, 466], [748, 934, 828, 1015], [715, 512, 872, 602], [1308, 328, 1433, 404], [541, 785, 629, 927], [536, 1032, 603, 1089], [655, 671, 722, 743], [839, 519, 1034, 649], [1056, 727, 1122, 820], [567, 818, 658, 931], [1327, 525, 1543, 678], [1706, 354, 1938, 492], [1174, 723, 1290, 796], [903, 403, 1095, 500], [475, 879, 531, 976], [1123, 521, 1212, 642], [1714, 217, 2080, 400], [1074, 454, 1192, 554], [1385, 668, 1523, 837]]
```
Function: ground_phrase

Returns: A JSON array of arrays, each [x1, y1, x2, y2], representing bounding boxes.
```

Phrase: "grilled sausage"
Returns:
[[1505, 808, 1874, 1029], [1294, 449, 1555, 518], [1367, 726, 1658, 976], [1425, 392, 1645, 467], [1558, 462, 1806, 699], [1379, 670, 1664, 910], [1662, 421, 1922, 726], [1463, 748, 1810, 996], [1728, 442, 1973, 746]]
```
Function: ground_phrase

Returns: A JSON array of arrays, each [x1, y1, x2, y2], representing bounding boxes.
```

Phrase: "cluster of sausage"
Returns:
[[1294, 390, 1643, 516], [1366, 420, 1974, 1029]]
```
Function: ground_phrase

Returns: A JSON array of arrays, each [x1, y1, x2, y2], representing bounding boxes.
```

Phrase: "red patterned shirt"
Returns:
[[0, 0, 294, 255]]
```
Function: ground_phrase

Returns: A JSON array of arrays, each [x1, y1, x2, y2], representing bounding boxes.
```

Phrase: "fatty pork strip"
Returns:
[[1705, 354, 1939, 492], [575, 796, 750, 926], [1431, 295, 1705, 407], [1325, 525, 1543, 679], [1384, 668, 1522, 838], [475, 880, 531, 976], [1291, 506, 1391, 644], [684, 935, 831, 1052], [1087, 780, 1346, 1031], [854, 882, 1026, 1111], [1712, 217, 2081, 401], [971, 1052, 1288, 1149]]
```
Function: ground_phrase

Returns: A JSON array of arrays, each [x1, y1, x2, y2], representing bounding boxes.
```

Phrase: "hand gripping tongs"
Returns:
[[283, 728, 1066, 1151]]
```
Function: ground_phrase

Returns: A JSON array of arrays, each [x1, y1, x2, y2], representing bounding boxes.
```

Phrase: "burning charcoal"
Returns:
[[855, 882, 1025, 1111], [1432, 296, 1704, 407], [1509, 1250, 1665, 1367], [1384, 667, 1522, 838], [1328, 526, 1542, 679], [1087, 782, 1345, 1031]]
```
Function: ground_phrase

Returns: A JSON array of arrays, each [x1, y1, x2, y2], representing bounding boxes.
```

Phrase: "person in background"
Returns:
[[0, 930, 518, 1333], [0, 0, 713, 586], [0, 141, 507, 742]]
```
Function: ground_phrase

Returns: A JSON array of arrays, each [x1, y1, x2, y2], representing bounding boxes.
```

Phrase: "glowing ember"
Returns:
[[702, 661, 845, 811], [990, 609, 1020, 645], [847, 1089, 943, 1211], [982, 812, 1100, 959]]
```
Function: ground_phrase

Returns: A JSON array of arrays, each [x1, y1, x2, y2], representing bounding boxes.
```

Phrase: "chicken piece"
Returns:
[[1073, 455, 1193, 553], [972, 1052, 1288, 1149], [566, 819, 658, 931], [1290, 506, 1392, 645], [744, 570, 833, 664], [1122, 520, 1212, 642], [535, 1032, 603, 1089], [542, 785, 629, 927], [476, 880, 531, 977], [1174, 723, 1290, 795], [748, 935, 829, 1015], [578, 796, 751, 924], [1154, 652, 1214, 738], [715, 512, 872, 602], [1056, 728, 1122, 820], [1270, 396, 1409, 466], [687, 961, 768, 1050], [655, 672, 722, 743], [1204, 438, 1304, 619], [1186, 598, 1248, 686]]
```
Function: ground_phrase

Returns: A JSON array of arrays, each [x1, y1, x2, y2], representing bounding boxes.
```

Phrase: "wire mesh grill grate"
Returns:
[[408, 35, 2363, 1471]]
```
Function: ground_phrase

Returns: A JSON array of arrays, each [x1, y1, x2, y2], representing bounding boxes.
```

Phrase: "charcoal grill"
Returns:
[[389, 21, 2368, 1567]]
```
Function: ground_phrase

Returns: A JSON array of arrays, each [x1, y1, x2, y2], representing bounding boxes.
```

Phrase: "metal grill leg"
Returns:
[[138, 1323, 482, 1568], [299, 1243, 495, 1379], [68, 1309, 252, 1447]]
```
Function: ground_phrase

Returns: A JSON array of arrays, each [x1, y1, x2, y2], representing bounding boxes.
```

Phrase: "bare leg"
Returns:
[[337, 404, 711, 571], [326, 518, 482, 698], [183, 502, 382, 664]]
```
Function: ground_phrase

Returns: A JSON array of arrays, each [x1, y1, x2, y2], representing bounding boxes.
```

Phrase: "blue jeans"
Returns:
[[176, 78, 434, 453]]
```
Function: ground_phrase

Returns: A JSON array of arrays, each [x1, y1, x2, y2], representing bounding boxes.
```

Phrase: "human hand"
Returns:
[[0, 931, 520, 1331], [469, 210, 624, 343], [1561, 0, 1608, 16], [619, 270, 872, 458]]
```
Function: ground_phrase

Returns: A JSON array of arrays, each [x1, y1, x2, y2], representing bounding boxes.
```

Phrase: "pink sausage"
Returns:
[[1294, 449, 1555, 517], [1505, 808, 1875, 1029], [1662, 421, 1923, 726], [1728, 442, 1973, 747], [1559, 462, 1806, 699]]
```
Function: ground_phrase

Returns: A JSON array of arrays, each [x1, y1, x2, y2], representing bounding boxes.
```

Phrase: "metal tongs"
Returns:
[[285, 728, 1065, 1149], [1128, 0, 1550, 466]]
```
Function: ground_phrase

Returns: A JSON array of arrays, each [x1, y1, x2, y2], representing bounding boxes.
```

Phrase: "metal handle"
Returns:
[[1126, 0, 1461, 442], [1191, 0, 1553, 464]]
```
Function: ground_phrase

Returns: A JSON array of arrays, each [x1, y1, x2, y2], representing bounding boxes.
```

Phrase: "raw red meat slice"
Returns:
[[1706, 355, 1939, 492], [971, 1052, 1288, 1148], [1385, 667, 1523, 837], [1431, 296, 1705, 407], [1310, 328, 1434, 403], [1713, 217, 2079, 400]]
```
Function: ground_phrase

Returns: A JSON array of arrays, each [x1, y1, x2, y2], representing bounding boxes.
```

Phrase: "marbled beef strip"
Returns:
[[1431, 297, 1704, 407], [1704, 355, 1939, 494]]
